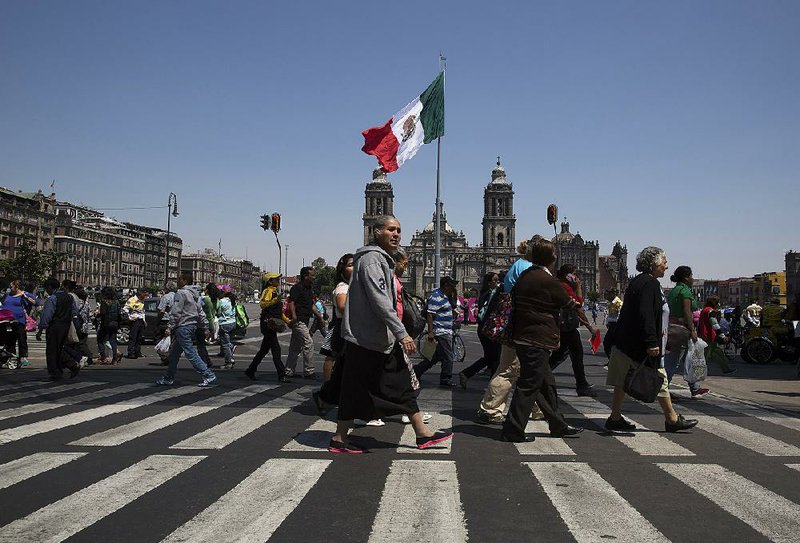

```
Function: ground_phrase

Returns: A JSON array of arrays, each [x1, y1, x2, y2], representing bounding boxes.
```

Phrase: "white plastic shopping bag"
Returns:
[[155, 335, 171, 358], [684, 338, 708, 384]]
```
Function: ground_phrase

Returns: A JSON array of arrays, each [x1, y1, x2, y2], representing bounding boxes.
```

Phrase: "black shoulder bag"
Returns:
[[623, 356, 664, 403]]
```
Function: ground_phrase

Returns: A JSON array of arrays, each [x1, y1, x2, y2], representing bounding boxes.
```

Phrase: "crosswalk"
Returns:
[[0, 378, 798, 542]]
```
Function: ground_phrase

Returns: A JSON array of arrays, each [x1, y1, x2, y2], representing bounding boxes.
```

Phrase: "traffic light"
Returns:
[[260, 214, 270, 231], [547, 204, 558, 225], [270, 213, 281, 233]]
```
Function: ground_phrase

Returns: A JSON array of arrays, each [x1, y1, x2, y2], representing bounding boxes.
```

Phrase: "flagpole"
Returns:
[[434, 54, 446, 291]]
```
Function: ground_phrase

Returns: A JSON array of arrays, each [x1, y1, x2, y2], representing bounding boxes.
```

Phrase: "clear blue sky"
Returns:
[[2, 1, 798, 281]]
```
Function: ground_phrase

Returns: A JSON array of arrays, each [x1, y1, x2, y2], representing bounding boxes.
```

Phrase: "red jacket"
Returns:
[[698, 307, 716, 343]]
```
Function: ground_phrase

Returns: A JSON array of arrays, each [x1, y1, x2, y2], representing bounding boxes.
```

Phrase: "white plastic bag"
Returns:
[[684, 338, 708, 384], [155, 335, 171, 358]]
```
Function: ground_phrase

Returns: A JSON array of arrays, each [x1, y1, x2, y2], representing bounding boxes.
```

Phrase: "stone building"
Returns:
[[552, 219, 599, 294], [598, 241, 629, 297], [363, 161, 519, 296], [0, 187, 57, 260], [180, 250, 261, 293], [53, 201, 183, 289], [361, 161, 623, 298]]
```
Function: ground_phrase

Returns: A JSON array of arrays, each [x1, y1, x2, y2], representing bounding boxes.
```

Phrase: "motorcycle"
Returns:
[[740, 319, 799, 365]]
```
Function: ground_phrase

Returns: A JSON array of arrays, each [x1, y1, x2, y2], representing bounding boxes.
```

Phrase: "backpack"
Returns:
[[401, 289, 426, 338], [560, 306, 581, 332], [234, 303, 250, 330]]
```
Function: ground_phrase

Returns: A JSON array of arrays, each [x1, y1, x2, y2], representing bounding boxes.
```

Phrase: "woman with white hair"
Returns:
[[605, 246, 699, 433]]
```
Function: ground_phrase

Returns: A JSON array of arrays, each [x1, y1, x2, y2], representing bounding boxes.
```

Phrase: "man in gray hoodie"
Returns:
[[156, 272, 216, 387], [328, 215, 453, 453]]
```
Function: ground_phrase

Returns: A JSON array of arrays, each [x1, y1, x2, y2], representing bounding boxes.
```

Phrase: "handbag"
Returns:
[[481, 292, 513, 342], [265, 318, 287, 332], [623, 356, 664, 403], [684, 338, 708, 383], [66, 321, 80, 344]]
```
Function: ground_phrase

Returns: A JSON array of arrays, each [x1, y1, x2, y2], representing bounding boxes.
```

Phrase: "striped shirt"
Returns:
[[427, 288, 453, 336]]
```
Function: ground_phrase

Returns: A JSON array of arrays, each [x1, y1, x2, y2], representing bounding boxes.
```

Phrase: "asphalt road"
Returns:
[[1, 304, 799, 542]]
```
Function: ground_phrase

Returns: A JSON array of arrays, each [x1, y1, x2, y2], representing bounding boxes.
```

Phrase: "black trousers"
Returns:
[[247, 324, 285, 376], [11, 322, 28, 358], [127, 319, 144, 357], [45, 323, 72, 377], [502, 345, 568, 439], [603, 322, 617, 359], [548, 328, 590, 390], [461, 331, 501, 378]]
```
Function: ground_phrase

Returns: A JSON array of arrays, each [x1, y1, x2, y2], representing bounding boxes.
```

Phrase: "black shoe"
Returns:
[[476, 410, 505, 425], [416, 431, 454, 449], [550, 425, 584, 438], [665, 414, 698, 433], [500, 433, 535, 443], [68, 365, 80, 379], [278, 375, 291, 383], [605, 416, 636, 432], [125, 354, 138, 359], [49, 372, 63, 381], [439, 380, 456, 388], [244, 369, 256, 380], [576, 386, 597, 398], [303, 373, 318, 381]]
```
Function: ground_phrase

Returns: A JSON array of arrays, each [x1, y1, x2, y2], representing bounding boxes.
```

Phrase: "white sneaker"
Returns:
[[365, 419, 385, 427], [2, 360, 16, 370], [401, 412, 432, 424], [79, 357, 88, 368]]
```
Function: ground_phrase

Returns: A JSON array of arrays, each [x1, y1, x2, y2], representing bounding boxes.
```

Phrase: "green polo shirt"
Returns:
[[667, 282, 698, 318]]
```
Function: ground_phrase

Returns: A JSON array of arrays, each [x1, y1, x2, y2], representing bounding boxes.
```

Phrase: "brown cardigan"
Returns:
[[511, 267, 573, 350]]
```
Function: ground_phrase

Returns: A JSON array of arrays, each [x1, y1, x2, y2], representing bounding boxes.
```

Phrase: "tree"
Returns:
[[311, 257, 327, 271], [0, 245, 65, 285], [314, 265, 337, 295]]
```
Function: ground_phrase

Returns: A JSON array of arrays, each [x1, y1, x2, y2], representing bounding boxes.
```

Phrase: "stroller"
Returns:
[[0, 309, 18, 367]]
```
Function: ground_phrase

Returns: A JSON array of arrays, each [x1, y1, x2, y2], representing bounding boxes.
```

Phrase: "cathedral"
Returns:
[[361, 160, 628, 298]]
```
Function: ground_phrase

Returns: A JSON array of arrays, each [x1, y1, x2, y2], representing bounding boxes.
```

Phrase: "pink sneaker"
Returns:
[[691, 387, 710, 398]]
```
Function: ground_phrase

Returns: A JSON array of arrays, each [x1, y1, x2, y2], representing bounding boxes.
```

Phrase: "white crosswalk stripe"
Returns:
[[162, 458, 330, 542], [637, 398, 800, 456], [0, 454, 204, 543], [0, 452, 87, 490], [398, 387, 453, 454], [369, 459, 468, 543], [0, 386, 197, 445], [69, 384, 275, 447], [0, 381, 104, 403], [515, 420, 576, 455], [0, 380, 799, 542], [0, 383, 144, 422], [560, 395, 695, 456], [0, 380, 50, 392], [524, 462, 669, 543], [657, 463, 800, 543]]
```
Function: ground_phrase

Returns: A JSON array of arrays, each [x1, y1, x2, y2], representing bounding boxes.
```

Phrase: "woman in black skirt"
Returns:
[[328, 215, 453, 454]]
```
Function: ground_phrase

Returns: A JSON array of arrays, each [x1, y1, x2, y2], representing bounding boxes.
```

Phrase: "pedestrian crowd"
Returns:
[[5, 212, 793, 453]]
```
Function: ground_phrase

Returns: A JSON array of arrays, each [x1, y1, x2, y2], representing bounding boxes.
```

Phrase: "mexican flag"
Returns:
[[361, 72, 444, 173]]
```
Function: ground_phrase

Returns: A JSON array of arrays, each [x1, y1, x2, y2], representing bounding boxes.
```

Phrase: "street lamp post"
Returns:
[[165, 193, 179, 287]]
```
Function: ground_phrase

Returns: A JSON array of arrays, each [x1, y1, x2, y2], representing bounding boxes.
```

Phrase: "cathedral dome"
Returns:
[[491, 158, 507, 184], [553, 219, 575, 242], [423, 208, 455, 234], [423, 219, 455, 234]]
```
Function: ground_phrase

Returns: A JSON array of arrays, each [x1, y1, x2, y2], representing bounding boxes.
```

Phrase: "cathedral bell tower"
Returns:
[[482, 158, 516, 250], [363, 167, 395, 246]]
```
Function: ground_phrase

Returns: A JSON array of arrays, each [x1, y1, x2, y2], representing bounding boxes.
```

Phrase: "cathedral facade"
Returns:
[[361, 161, 628, 298]]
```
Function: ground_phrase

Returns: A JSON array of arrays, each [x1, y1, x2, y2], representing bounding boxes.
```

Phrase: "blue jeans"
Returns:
[[664, 343, 700, 392], [413, 333, 455, 383], [219, 322, 235, 364], [164, 324, 214, 380]]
